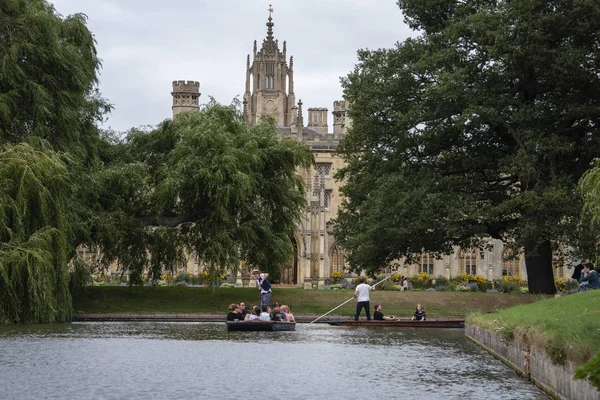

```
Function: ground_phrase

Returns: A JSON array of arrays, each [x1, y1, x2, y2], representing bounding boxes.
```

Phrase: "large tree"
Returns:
[[88, 105, 314, 285], [0, 0, 108, 323], [336, 0, 600, 294]]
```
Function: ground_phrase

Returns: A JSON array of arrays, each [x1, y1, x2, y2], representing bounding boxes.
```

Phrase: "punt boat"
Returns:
[[327, 319, 464, 328], [226, 321, 297, 332]]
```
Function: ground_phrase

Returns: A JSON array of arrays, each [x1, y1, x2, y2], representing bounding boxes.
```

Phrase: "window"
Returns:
[[552, 246, 566, 279], [317, 163, 331, 177], [331, 244, 347, 274], [502, 248, 520, 277], [324, 190, 331, 209], [459, 248, 478, 275], [265, 74, 274, 89], [419, 253, 434, 275]]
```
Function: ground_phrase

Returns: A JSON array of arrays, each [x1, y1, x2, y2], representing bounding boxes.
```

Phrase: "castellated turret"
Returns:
[[333, 100, 350, 138], [172, 80, 200, 117], [307, 108, 328, 134]]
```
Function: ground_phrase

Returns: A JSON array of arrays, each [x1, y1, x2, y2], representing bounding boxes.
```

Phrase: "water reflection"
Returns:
[[0, 322, 548, 400]]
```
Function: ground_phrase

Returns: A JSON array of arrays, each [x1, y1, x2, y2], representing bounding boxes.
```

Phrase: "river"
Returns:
[[0, 322, 549, 399]]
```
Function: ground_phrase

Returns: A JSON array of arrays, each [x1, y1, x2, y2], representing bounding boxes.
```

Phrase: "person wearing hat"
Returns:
[[253, 270, 272, 307], [354, 276, 375, 321]]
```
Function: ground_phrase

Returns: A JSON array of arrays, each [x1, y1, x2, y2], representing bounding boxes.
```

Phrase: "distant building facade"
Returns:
[[167, 13, 574, 286]]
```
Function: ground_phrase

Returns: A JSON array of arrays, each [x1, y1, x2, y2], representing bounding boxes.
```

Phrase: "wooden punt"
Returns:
[[226, 321, 296, 332], [328, 319, 464, 328]]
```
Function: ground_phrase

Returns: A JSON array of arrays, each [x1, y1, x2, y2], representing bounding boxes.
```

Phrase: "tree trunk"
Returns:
[[524, 240, 556, 295]]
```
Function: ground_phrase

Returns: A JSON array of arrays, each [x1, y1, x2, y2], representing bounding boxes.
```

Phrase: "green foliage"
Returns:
[[0, 144, 73, 323], [175, 271, 190, 284], [90, 104, 314, 286], [575, 352, 600, 391], [335, 0, 600, 294]]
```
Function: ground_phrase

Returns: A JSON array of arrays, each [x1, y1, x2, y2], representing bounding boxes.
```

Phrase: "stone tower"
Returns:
[[333, 100, 350, 139], [172, 80, 200, 117], [244, 10, 296, 126]]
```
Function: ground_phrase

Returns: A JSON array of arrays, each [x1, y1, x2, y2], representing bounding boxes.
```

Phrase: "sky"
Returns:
[[49, 0, 415, 133]]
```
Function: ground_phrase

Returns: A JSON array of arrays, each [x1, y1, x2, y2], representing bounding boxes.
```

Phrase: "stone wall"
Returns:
[[466, 325, 599, 400]]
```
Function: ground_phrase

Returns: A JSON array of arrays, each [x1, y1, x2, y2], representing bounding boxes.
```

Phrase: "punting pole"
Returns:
[[308, 272, 398, 324]]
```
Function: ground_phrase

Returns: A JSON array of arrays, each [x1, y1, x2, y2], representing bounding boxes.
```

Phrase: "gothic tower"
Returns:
[[244, 9, 296, 126]]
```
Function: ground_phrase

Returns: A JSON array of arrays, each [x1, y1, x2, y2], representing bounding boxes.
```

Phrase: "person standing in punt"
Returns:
[[253, 270, 272, 307], [354, 277, 374, 321], [411, 304, 426, 321], [373, 304, 396, 321]]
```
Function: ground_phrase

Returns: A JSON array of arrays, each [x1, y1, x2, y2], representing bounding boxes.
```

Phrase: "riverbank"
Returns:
[[466, 290, 600, 399], [72, 286, 541, 317]]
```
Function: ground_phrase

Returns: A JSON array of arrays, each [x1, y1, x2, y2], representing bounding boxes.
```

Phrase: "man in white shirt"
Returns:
[[354, 276, 375, 321]]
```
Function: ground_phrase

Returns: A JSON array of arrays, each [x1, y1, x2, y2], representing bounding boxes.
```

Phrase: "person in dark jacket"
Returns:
[[579, 264, 600, 291]]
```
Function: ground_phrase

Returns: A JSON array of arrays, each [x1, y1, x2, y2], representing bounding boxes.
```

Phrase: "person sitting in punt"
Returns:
[[270, 302, 286, 320], [411, 304, 426, 321], [226, 303, 244, 321], [373, 304, 396, 321], [248, 306, 261, 321], [270, 307, 282, 321], [280, 305, 295, 322], [259, 305, 271, 321], [238, 301, 250, 320]]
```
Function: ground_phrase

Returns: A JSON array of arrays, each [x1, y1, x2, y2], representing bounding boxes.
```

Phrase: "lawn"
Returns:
[[73, 286, 542, 318], [468, 289, 600, 365]]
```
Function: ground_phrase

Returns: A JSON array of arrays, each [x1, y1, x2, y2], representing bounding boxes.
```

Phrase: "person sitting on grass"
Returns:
[[373, 304, 396, 321], [411, 304, 426, 321], [579, 264, 600, 291], [280, 305, 295, 322]]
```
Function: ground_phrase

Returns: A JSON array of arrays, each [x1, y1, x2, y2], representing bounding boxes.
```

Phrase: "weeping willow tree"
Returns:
[[91, 104, 314, 287], [0, 0, 109, 323]]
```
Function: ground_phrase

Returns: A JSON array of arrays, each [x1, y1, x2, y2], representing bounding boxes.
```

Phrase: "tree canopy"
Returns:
[[0, 0, 313, 323], [336, 0, 600, 294], [89, 105, 314, 285], [0, 0, 108, 323]]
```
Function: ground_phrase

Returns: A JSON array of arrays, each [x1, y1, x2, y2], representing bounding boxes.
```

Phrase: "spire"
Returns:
[[266, 5, 274, 41]]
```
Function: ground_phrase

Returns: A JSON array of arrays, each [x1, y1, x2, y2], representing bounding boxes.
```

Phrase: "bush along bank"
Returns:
[[466, 290, 600, 399]]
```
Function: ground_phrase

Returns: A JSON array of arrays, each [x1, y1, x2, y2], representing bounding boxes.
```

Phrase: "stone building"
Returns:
[[171, 12, 576, 286]]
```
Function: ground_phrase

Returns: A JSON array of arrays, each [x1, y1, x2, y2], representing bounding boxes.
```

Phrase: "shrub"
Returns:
[[411, 272, 434, 289], [331, 271, 343, 282], [575, 352, 600, 391], [434, 275, 449, 289], [175, 271, 191, 284]]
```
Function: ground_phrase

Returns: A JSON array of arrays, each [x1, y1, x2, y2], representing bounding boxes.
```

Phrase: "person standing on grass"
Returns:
[[253, 270, 272, 307], [354, 277, 374, 321]]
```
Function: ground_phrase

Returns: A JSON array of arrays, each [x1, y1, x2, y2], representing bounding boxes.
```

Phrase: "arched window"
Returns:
[[331, 244, 347, 274], [419, 253, 434, 275], [502, 248, 520, 277], [459, 248, 478, 275]]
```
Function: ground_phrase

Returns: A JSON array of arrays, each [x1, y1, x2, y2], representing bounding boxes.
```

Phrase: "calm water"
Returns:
[[0, 322, 548, 400]]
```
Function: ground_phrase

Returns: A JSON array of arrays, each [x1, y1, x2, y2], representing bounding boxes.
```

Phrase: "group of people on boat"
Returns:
[[226, 301, 295, 323], [355, 276, 427, 321]]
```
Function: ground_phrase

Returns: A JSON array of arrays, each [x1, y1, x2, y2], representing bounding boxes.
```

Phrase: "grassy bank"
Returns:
[[467, 290, 600, 366], [73, 286, 541, 317]]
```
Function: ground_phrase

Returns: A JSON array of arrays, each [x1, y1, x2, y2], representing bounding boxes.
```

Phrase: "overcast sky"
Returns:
[[49, 0, 415, 132]]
